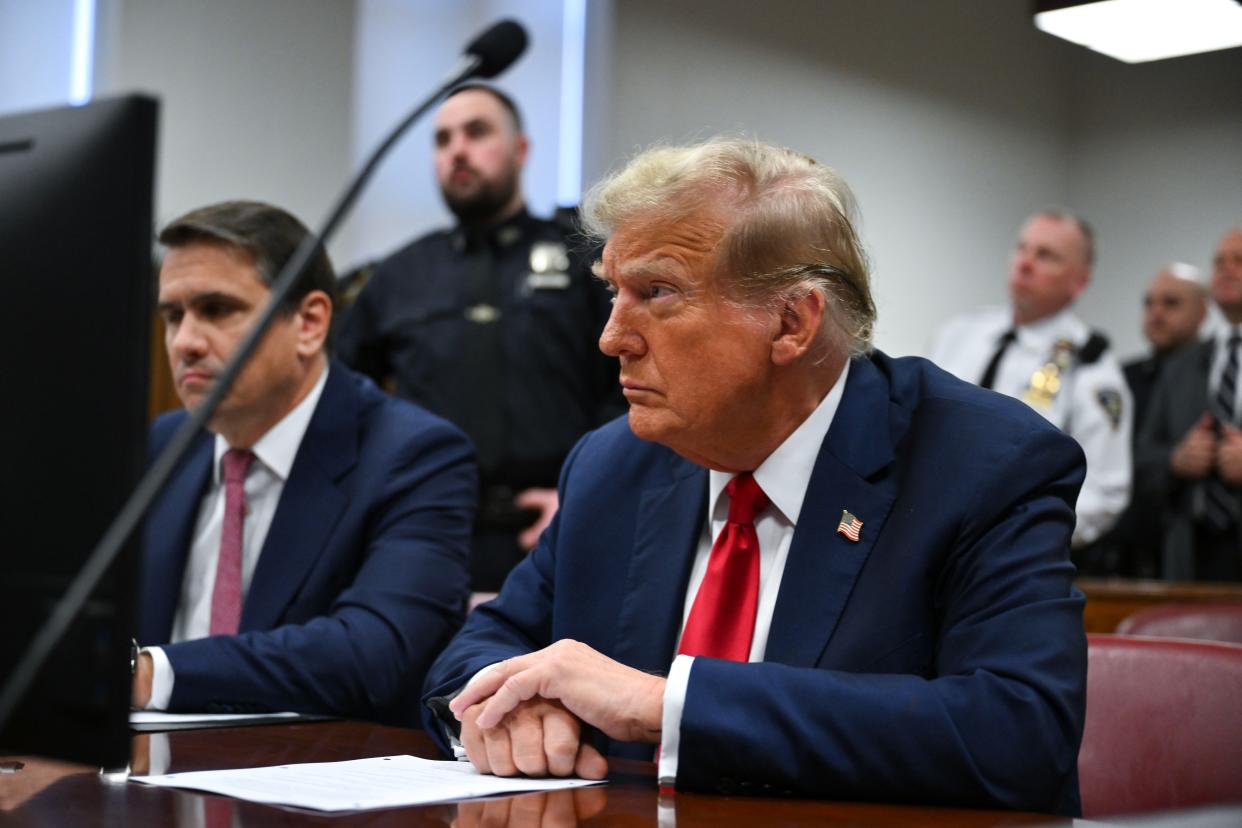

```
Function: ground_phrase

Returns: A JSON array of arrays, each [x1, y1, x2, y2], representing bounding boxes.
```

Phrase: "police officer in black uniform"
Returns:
[[337, 84, 623, 591]]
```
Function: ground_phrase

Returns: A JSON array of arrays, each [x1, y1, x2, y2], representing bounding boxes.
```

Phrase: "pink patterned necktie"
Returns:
[[677, 473, 769, 661], [210, 449, 254, 636]]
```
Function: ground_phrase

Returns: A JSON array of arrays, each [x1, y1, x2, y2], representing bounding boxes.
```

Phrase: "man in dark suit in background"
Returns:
[[425, 139, 1088, 815], [1095, 264, 1207, 576], [1124, 264, 1207, 430], [134, 201, 477, 725], [1137, 228, 1242, 580]]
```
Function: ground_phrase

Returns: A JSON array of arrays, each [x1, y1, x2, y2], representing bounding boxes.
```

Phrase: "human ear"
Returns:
[[771, 288, 826, 366], [295, 290, 332, 358]]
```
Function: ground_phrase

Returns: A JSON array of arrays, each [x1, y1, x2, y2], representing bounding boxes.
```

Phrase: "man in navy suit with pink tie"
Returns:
[[135, 201, 476, 726], [426, 139, 1088, 814]]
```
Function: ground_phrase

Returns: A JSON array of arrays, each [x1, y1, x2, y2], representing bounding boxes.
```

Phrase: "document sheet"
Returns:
[[132, 754, 604, 811]]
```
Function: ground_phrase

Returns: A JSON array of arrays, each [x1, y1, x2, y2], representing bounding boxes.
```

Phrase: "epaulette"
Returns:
[[1078, 331, 1110, 365]]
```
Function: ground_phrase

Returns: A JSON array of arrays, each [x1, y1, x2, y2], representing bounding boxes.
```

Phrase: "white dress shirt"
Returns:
[[929, 305, 1132, 547], [144, 368, 329, 709], [657, 359, 849, 784]]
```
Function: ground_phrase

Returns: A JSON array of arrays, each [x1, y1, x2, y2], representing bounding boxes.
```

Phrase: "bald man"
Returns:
[[1125, 265, 1207, 430], [1088, 265, 1208, 576], [1137, 228, 1242, 580]]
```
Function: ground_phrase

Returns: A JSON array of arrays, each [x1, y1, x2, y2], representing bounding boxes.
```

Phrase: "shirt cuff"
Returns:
[[658, 654, 694, 787], [143, 646, 174, 710], [450, 663, 500, 761]]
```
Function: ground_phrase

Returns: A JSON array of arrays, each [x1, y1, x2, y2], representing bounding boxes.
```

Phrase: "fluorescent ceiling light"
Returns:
[[557, 0, 586, 206], [1036, 0, 1242, 63], [70, 0, 96, 104]]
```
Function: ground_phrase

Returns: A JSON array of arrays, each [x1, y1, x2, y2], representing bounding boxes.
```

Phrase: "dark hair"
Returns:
[[444, 83, 524, 133], [158, 200, 337, 314]]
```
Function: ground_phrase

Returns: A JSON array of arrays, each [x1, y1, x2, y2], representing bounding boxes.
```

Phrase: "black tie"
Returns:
[[978, 329, 1017, 390], [1203, 333, 1241, 533]]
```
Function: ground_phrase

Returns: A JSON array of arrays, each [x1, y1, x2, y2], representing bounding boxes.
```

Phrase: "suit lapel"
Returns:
[[139, 429, 213, 644], [765, 356, 900, 668], [612, 452, 706, 675], [241, 367, 357, 631], [1172, 341, 1213, 432]]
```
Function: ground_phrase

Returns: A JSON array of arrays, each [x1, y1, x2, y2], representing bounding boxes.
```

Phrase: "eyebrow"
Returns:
[[437, 116, 494, 136], [156, 291, 244, 311], [602, 255, 694, 283]]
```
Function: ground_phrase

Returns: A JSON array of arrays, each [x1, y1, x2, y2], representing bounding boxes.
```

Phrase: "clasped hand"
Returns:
[[448, 640, 666, 779], [1172, 415, 1242, 484]]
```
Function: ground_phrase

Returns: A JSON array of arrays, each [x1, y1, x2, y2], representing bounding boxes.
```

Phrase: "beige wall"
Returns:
[[595, 0, 1242, 358], [95, 0, 356, 266]]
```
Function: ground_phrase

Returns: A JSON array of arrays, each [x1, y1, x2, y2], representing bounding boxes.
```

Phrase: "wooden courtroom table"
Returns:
[[0, 720, 1067, 826]]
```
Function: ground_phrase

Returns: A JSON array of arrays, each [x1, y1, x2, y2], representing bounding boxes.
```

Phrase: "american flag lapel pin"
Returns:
[[837, 509, 863, 542]]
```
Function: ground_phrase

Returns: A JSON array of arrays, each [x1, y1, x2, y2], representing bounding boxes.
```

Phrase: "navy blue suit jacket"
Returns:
[[139, 364, 476, 726], [424, 352, 1087, 814]]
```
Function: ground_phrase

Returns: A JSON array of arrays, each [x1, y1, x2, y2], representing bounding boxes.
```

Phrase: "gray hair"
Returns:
[[1030, 208, 1096, 267], [582, 137, 876, 356]]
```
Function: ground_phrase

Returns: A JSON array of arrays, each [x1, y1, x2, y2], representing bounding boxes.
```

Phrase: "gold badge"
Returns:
[[1022, 339, 1074, 410]]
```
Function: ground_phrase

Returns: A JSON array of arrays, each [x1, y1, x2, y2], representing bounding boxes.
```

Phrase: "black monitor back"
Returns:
[[0, 95, 158, 768]]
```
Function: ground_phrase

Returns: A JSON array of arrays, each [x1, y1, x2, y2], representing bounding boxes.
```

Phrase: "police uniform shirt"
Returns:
[[336, 208, 624, 491], [929, 305, 1132, 547]]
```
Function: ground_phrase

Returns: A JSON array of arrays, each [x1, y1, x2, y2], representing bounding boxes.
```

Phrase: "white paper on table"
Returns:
[[130, 712, 304, 725], [130, 754, 604, 812], [129, 711, 330, 732]]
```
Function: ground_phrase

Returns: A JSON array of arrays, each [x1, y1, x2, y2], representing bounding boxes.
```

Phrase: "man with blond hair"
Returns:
[[424, 139, 1088, 814]]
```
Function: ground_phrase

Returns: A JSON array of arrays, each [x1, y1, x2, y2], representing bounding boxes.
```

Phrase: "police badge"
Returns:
[[524, 241, 571, 292], [1022, 338, 1075, 411]]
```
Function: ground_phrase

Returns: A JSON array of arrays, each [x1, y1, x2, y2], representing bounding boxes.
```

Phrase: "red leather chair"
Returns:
[[1117, 603, 1242, 645], [1078, 634, 1242, 817]]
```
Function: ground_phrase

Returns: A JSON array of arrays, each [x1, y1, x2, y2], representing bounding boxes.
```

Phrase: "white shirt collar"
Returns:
[[1015, 306, 1086, 347], [707, 358, 851, 527], [1214, 325, 1242, 346], [212, 366, 330, 484]]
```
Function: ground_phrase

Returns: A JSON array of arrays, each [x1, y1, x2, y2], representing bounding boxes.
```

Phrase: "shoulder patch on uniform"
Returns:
[[1096, 388, 1123, 430]]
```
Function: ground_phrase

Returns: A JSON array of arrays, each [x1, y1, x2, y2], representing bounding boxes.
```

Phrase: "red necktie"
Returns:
[[677, 473, 768, 661], [209, 449, 254, 636]]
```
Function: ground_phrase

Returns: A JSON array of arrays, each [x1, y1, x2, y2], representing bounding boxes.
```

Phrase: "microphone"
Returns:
[[465, 19, 528, 79], [0, 18, 529, 733]]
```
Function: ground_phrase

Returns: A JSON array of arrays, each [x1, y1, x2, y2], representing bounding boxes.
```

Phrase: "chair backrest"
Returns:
[[1117, 603, 1242, 644], [1079, 634, 1242, 818]]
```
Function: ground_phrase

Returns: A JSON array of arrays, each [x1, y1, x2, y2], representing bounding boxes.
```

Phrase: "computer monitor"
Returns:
[[0, 95, 158, 768]]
